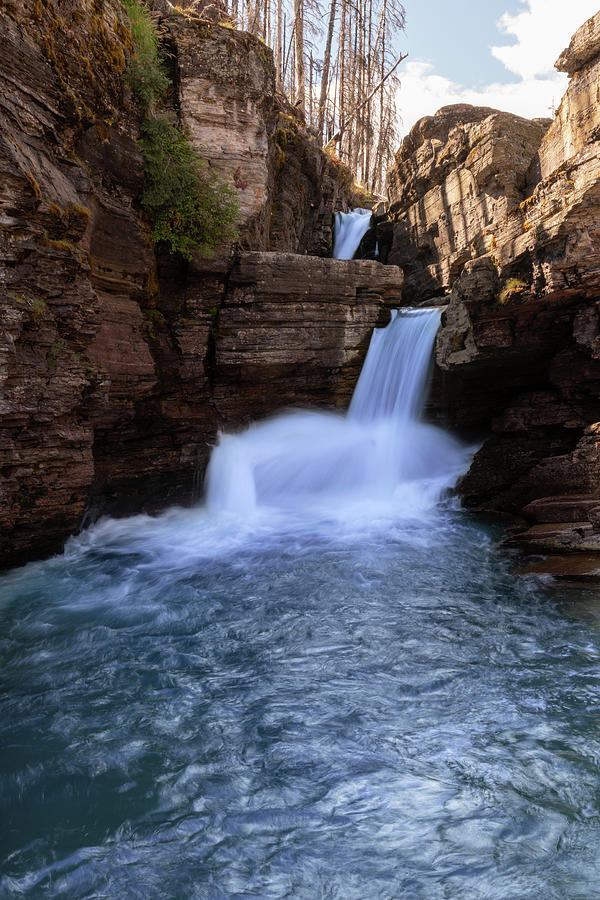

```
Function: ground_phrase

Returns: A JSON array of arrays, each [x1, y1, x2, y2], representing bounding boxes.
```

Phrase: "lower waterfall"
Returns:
[[3, 242, 598, 900], [206, 308, 469, 518]]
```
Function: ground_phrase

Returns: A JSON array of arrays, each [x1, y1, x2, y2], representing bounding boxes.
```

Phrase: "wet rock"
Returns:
[[504, 522, 600, 554], [516, 552, 600, 583], [522, 495, 600, 523], [212, 253, 403, 423]]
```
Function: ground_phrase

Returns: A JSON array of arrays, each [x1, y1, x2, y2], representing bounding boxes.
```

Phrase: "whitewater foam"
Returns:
[[205, 308, 471, 520]]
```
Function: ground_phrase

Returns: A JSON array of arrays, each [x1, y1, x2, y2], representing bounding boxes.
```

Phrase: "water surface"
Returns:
[[2, 308, 600, 898], [2, 504, 600, 899]]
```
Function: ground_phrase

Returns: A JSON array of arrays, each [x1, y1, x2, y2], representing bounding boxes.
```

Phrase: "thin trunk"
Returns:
[[330, 55, 339, 143], [358, 0, 365, 180], [283, 18, 295, 85], [326, 46, 406, 148], [379, 8, 386, 182], [291, 38, 295, 97], [275, 0, 282, 88], [283, 14, 287, 86], [364, 0, 373, 183], [342, 2, 352, 163], [249, 0, 260, 34], [317, 0, 337, 144], [338, 0, 347, 150], [309, 51, 313, 127], [293, 0, 305, 116], [350, 13, 359, 174]]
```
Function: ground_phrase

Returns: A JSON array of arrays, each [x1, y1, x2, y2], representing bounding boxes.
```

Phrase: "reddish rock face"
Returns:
[[0, 1, 399, 568], [212, 254, 402, 424], [423, 10, 600, 554], [0, 0, 153, 564]]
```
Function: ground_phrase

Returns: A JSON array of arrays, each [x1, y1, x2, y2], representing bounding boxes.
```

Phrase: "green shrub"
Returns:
[[497, 277, 528, 305], [122, 0, 169, 111], [122, 1, 239, 259], [139, 116, 239, 259]]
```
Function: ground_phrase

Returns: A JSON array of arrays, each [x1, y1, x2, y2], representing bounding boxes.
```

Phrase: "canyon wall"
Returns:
[[382, 10, 600, 556], [0, 0, 400, 567], [167, 9, 368, 256]]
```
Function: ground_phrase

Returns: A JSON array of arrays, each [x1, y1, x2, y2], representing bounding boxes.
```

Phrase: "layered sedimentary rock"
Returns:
[[0, 0, 153, 563], [168, 12, 368, 256], [383, 105, 551, 303], [0, 1, 398, 567], [213, 254, 401, 422], [399, 10, 600, 557], [170, 14, 276, 249]]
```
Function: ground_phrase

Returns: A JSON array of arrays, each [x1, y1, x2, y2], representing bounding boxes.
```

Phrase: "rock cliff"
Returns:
[[384, 106, 551, 303], [384, 10, 600, 562], [0, 0, 400, 567], [167, 10, 368, 256]]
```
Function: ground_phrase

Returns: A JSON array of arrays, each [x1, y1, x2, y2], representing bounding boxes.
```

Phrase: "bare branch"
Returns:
[[325, 49, 407, 149]]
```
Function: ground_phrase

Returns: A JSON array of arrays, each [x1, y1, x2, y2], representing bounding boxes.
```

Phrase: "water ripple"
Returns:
[[2, 508, 600, 897]]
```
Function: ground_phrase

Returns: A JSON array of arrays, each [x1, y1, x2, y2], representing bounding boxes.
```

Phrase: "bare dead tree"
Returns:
[[275, 0, 283, 87], [292, 0, 306, 115], [227, 0, 406, 191], [325, 48, 406, 149], [317, 0, 336, 141]]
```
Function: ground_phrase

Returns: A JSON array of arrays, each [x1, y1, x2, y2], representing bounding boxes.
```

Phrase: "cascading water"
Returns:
[[332, 207, 373, 259], [5, 220, 600, 900], [205, 308, 469, 518]]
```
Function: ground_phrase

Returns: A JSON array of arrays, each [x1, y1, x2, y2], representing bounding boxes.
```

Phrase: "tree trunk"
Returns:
[[275, 0, 282, 88], [326, 46, 406, 149], [317, 0, 337, 144], [293, 0, 305, 116], [309, 51, 313, 127], [338, 0, 347, 151]]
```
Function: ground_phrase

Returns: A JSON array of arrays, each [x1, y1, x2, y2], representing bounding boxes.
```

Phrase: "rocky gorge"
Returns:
[[1, 0, 600, 575], [373, 8, 600, 575], [0, 0, 400, 566]]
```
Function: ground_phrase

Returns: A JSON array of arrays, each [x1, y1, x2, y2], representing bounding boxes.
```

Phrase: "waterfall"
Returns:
[[349, 309, 442, 423], [205, 308, 469, 517], [332, 208, 373, 259]]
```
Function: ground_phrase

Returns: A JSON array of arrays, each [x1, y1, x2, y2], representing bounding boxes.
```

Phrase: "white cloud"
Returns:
[[492, 0, 599, 79], [397, 0, 598, 136], [397, 61, 567, 135]]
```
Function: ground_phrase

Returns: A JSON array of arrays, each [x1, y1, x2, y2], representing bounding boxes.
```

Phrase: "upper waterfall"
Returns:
[[333, 208, 373, 260], [205, 308, 470, 518]]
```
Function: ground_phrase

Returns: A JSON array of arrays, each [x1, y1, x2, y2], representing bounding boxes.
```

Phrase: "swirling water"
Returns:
[[2, 313, 600, 898], [2, 508, 600, 899]]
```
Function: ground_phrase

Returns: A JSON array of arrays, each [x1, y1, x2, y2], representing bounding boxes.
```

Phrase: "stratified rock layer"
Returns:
[[169, 13, 368, 256], [384, 105, 551, 303], [213, 254, 402, 423], [413, 10, 600, 557]]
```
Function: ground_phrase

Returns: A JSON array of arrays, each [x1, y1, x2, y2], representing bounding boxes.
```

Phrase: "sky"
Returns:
[[396, 0, 599, 135]]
